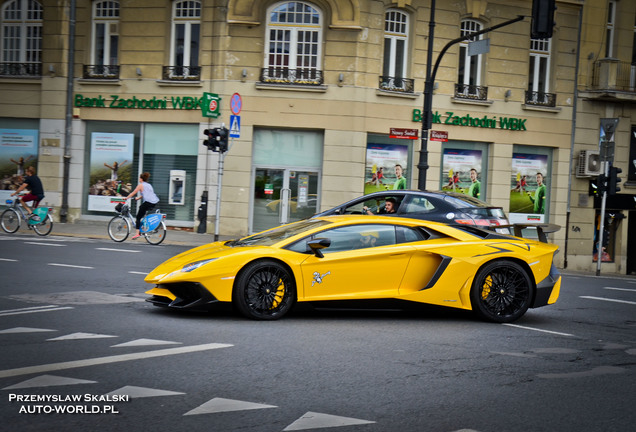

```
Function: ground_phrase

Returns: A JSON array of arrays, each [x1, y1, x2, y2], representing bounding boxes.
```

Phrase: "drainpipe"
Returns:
[[60, 0, 76, 223], [564, 4, 583, 269]]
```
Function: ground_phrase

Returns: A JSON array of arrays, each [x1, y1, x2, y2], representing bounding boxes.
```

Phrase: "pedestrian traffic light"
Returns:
[[608, 166, 622, 195], [203, 129, 218, 152], [217, 126, 229, 153], [531, 0, 556, 39], [594, 174, 608, 195]]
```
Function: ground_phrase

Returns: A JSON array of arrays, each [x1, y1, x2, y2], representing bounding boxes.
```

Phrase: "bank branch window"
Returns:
[[0, 0, 42, 77], [263, 1, 322, 85]]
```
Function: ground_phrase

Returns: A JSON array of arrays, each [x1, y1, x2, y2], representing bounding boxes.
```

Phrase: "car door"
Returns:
[[296, 223, 415, 301]]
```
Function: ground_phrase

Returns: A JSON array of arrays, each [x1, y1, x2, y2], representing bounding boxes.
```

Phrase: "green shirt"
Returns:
[[468, 180, 480, 198], [393, 177, 407, 190], [530, 184, 546, 214]]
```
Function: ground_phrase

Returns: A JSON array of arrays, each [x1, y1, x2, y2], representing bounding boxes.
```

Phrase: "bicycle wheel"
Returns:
[[145, 221, 166, 245], [33, 214, 53, 236], [108, 215, 130, 242], [1, 208, 20, 233]]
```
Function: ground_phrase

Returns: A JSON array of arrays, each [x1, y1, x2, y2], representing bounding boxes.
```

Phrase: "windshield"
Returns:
[[227, 219, 332, 247]]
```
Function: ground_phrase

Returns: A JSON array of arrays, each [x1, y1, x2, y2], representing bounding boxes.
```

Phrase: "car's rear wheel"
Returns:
[[470, 260, 533, 323], [233, 260, 296, 320]]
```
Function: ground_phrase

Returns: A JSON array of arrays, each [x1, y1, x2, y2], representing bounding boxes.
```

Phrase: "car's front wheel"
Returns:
[[470, 260, 533, 323], [233, 260, 296, 320]]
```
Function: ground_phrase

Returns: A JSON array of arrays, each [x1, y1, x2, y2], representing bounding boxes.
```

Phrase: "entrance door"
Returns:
[[252, 168, 319, 233]]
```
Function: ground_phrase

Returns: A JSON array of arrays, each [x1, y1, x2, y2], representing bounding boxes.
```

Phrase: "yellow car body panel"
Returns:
[[144, 215, 561, 322]]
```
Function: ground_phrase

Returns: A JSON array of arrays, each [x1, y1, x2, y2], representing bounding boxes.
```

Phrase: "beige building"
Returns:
[[0, 0, 634, 274]]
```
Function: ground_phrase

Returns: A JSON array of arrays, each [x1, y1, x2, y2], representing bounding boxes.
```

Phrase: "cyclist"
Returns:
[[123, 172, 160, 240], [10, 166, 45, 221]]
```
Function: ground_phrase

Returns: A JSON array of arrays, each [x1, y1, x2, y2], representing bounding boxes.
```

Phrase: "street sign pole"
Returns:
[[214, 148, 225, 242]]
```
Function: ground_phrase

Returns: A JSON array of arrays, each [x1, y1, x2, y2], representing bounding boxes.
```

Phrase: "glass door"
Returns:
[[251, 168, 319, 233]]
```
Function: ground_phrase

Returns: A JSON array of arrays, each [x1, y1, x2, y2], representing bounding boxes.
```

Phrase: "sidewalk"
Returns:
[[48, 219, 232, 247]]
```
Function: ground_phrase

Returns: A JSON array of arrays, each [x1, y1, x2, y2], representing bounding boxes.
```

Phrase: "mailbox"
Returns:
[[169, 169, 186, 205]]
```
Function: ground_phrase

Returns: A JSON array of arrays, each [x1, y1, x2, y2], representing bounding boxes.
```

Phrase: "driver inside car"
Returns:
[[363, 197, 397, 215]]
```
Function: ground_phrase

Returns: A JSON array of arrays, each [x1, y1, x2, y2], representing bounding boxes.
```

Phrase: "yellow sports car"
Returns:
[[144, 216, 561, 323]]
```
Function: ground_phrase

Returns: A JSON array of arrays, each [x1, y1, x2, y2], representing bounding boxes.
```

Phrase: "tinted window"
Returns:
[[403, 196, 436, 214], [286, 224, 397, 254]]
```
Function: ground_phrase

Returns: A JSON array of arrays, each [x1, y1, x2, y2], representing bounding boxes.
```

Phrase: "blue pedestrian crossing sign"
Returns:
[[229, 115, 240, 138]]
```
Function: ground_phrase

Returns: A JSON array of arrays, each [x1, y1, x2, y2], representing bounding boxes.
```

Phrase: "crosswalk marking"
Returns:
[[184, 398, 277, 416], [105, 386, 185, 399], [3, 374, 97, 390], [283, 412, 375, 431]]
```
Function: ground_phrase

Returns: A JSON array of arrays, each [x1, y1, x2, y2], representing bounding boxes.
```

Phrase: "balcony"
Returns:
[[583, 59, 636, 102], [83, 64, 120, 79], [162, 66, 201, 81], [524, 90, 556, 107], [379, 76, 414, 93], [0, 62, 41, 77], [260, 68, 324, 86], [454, 84, 488, 101]]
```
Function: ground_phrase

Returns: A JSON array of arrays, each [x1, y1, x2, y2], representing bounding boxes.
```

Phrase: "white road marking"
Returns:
[[0, 306, 73, 317], [604, 287, 636, 293], [184, 398, 277, 416], [47, 332, 117, 341], [24, 242, 66, 247], [283, 412, 375, 431], [0, 258, 18, 262], [503, 323, 575, 337], [3, 374, 97, 390], [111, 338, 181, 348], [105, 385, 185, 399], [96, 248, 141, 253], [580, 296, 636, 305], [537, 365, 625, 379], [0, 342, 233, 378], [128, 271, 147, 275], [0, 327, 56, 334], [48, 263, 94, 269]]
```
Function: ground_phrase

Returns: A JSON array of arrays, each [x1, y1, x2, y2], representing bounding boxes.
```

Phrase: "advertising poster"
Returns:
[[0, 128, 39, 203], [441, 149, 483, 199], [364, 143, 409, 194], [88, 132, 134, 212], [509, 153, 549, 223]]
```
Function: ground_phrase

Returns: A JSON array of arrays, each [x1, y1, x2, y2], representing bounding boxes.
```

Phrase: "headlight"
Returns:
[[181, 258, 218, 273]]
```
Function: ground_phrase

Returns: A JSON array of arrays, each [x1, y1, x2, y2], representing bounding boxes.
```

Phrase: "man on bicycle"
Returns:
[[11, 166, 45, 221]]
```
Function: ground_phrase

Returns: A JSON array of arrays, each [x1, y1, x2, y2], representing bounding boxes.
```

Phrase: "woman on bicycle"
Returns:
[[11, 166, 45, 220], [123, 172, 160, 240]]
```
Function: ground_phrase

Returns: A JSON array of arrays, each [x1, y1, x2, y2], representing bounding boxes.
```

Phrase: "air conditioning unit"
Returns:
[[576, 150, 602, 177]]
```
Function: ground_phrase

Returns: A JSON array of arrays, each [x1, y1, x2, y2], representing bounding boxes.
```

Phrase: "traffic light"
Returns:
[[217, 126, 229, 153], [596, 174, 608, 195], [531, 0, 556, 39], [608, 166, 622, 195], [203, 128, 219, 152]]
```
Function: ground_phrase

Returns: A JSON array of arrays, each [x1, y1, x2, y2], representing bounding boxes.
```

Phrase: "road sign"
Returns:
[[389, 128, 418, 140], [430, 130, 449, 142], [202, 92, 221, 118], [230, 93, 242, 115], [229, 115, 240, 138]]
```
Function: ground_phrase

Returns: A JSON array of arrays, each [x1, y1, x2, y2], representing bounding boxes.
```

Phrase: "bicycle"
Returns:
[[107, 203, 167, 245], [1, 197, 53, 236]]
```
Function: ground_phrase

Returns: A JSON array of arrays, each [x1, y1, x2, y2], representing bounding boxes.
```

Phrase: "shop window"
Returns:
[[526, 38, 556, 107], [0, 0, 42, 77], [165, 0, 201, 80], [380, 9, 413, 93], [593, 211, 623, 262], [456, 19, 486, 100], [85, 1, 120, 79], [261, 1, 323, 86]]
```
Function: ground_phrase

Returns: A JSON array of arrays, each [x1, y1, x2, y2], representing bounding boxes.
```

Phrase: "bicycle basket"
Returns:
[[115, 203, 123, 213]]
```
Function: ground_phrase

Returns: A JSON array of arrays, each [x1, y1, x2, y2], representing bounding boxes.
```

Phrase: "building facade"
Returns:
[[1, 0, 634, 274]]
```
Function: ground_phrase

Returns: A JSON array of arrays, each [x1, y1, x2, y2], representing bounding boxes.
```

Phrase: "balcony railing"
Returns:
[[379, 76, 414, 93], [454, 84, 488, 101], [591, 59, 636, 92], [524, 90, 556, 107], [83, 64, 120, 79], [260, 67, 324, 86], [162, 65, 201, 81], [0, 62, 41, 77]]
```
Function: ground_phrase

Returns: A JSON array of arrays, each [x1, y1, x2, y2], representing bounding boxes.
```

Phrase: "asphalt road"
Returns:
[[0, 233, 634, 432]]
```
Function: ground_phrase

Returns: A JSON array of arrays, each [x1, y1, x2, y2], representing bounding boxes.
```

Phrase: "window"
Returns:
[[457, 19, 483, 98], [263, 1, 323, 85], [605, 1, 615, 58], [88, 1, 119, 78], [168, 0, 201, 80], [0, 0, 42, 76], [527, 38, 554, 105], [288, 224, 398, 254], [381, 9, 411, 92]]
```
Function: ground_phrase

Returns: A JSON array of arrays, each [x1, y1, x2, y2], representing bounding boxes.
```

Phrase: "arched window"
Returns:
[[0, 0, 42, 76], [457, 19, 484, 99], [381, 9, 412, 92], [168, 0, 201, 80], [263, 1, 323, 85], [89, 1, 119, 78]]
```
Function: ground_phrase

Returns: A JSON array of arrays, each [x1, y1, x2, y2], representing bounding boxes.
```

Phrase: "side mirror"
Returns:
[[307, 238, 331, 258]]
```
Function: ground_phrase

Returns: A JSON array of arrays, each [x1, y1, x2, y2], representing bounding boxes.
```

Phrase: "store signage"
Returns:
[[389, 128, 418, 139], [412, 109, 528, 131], [430, 130, 448, 142], [74, 94, 207, 111]]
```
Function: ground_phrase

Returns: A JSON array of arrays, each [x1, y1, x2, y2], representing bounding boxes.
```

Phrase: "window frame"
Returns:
[[0, 0, 42, 70], [528, 37, 551, 94], [90, 0, 119, 67], [458, 19, 483, 87], [383, 8, 409, 80], [605, 0, 616, 58], [170, 0, 201, 70]]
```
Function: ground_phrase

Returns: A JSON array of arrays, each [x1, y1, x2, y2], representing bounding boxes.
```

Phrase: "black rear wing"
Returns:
[[497, 223, 561, 243]]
